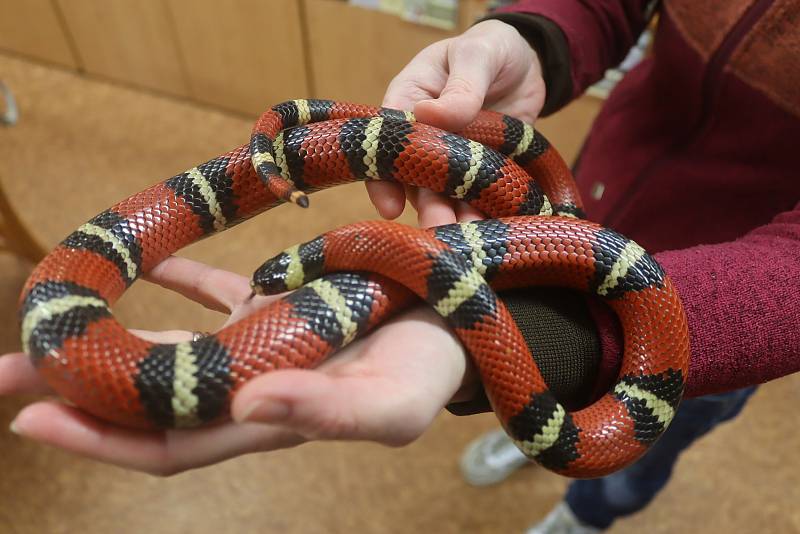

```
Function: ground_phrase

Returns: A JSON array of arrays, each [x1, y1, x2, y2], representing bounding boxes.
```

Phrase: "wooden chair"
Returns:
[[0, 178, 47, 264], [1, 82, 45, 263], [1, 81, 17, 126]]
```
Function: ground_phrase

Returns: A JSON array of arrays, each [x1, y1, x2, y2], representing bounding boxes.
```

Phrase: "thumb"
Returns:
[[414, 43, 493, 132], [231, 369, 439, 446]]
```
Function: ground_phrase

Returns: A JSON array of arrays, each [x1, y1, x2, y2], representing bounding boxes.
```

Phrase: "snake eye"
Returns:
[[251, 252, 295, 295]]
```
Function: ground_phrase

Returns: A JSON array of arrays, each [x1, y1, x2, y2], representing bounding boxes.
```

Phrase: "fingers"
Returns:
[[0, 353, 52, 395], [233, 370, 427, 446], [407, 187, 456, 227], [365, 181, 406, 220], [382, 40, 449, 111], [128, 329, 194, 344], [405, 186, 485, 228], [10, 400, 305, 476], [6, 306, 471, 470], [0, 333, 196, 397], [454, 201, 486, 223], [412, 42, 493, 132], [144, 256, 252, 313]]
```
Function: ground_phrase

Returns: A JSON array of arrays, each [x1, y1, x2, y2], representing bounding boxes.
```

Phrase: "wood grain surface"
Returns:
[[0, 0, 77, 68], [55, 0, 189, 96], [168, 0, 309, 116]]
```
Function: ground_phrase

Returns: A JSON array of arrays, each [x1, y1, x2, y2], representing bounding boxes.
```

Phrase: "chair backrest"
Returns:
[[1, 81, 18, 126]]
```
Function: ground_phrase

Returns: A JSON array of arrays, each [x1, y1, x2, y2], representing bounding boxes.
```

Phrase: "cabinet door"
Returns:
[[304, 0, 455, 105], [169, 0, 309, 116], [57, 0, 189, 96], [0, 0, 78, 68]]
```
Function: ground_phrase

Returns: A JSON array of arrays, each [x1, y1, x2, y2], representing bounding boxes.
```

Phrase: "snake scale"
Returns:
[[18, 99, 689, 478]]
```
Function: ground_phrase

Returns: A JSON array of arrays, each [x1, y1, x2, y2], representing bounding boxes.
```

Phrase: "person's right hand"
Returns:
[[367, 19, 547, 227]]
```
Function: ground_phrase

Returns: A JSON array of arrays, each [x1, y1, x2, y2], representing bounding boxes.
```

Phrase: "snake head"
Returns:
[[251, 236, 326, 295], [251, 251, 297, 295]]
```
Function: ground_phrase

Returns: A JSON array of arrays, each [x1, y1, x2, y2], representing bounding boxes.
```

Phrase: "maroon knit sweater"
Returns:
[[484, 0, 800, 399]]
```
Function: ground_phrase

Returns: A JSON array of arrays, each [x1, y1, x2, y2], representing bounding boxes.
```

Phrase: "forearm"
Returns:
[[587, 202, 800, 398], [450, 202, 800, 414], [655, 205, 800, 396]]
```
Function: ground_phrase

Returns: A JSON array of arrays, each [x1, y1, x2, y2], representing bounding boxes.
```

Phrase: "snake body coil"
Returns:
[[19, 99, 689, 478]]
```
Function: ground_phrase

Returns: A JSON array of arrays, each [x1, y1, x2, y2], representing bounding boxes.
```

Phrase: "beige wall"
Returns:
[[0, 0, 78, 68], [0, 0, 489, 115]]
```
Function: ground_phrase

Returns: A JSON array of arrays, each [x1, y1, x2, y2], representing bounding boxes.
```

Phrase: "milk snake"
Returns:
[[18, 99, 689, 478]]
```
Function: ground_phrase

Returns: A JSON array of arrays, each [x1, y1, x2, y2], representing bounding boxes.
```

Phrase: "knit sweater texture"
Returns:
[[486, 0, 800, 400]]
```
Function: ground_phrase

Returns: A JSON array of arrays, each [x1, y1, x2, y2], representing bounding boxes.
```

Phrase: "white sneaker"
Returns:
[[459, 429, 530, 486], [525, 503, 602, 534]]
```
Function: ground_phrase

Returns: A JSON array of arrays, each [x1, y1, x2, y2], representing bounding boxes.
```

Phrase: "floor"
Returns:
[[1, 52, 798, 533]]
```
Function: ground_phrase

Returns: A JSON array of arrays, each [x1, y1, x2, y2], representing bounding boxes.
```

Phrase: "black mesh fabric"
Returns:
[[446, 288, 602, 415]]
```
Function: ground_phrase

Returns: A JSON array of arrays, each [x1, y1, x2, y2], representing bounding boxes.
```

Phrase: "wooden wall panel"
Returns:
[[303, 0, 456, 105], [168, 0, 309, 117], [458, 0, 491, 31], [0, 0, 78, 68], [56, 0, 189, 96]]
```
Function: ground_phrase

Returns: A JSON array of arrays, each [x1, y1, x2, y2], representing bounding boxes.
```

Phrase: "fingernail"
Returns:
[[238, 399, 290, 423], [9, 418, 21, 435]]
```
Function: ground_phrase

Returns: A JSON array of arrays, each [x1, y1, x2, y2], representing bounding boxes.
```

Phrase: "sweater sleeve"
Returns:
[[482, 1, 655, 113], [591, 201, 800, 398], [448, 203, 800, 415]]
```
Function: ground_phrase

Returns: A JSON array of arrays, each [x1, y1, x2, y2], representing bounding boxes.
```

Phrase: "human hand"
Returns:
[[368, 19, 547, 227], [1, 256, 473, 475]]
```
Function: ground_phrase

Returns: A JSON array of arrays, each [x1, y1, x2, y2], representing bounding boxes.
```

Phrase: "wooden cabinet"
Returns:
[[0, 0, 78, 68], [55, 0, 189, 96], [1, 0, 493, 112], [304, 0, 456, 105], [168, 0, 309, 116]]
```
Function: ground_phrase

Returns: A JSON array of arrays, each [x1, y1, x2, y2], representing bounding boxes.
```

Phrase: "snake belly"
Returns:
[[18, 99, 689, 478]]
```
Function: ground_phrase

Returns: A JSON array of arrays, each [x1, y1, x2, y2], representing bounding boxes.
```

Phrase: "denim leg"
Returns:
[[565, 386, 757, 530]]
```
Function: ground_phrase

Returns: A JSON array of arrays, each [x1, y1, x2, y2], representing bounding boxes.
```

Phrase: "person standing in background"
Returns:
[[367, 1, 800, 532]]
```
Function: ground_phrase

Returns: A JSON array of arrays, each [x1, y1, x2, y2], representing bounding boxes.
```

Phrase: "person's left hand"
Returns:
[[1, 256, 475, 475]]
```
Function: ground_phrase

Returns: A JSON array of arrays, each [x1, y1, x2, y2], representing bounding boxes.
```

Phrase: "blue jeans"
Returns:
[[566, 386, 757, 530]]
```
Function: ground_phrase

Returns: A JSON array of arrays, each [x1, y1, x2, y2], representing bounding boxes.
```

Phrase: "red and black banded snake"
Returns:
[[18, 99, 689, 477]]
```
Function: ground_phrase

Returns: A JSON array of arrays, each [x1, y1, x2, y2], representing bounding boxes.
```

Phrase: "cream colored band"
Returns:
[[294, 99, 311, 124], [361, 116, 384, 180], [172, 342, 201, 428], [284, 244, 305, 290], [188, 167, 227, 232], [21, 295, 108, 354], [513, 403, 566, 458], [77, 223, 138, 280], [511, 123, 534, 158], [615, 382, 675, 427], [453, 141, 485, 200], [596, 240, 647, 296], [308, 279, 359, 346], [433, 267, 486, 317], [459, 222, 489, 276]]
